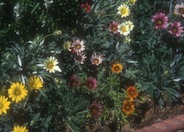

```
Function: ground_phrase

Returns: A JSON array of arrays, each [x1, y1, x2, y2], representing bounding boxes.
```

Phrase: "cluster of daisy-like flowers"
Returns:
[[152, 3, 184, 37], [63, 38, 104, 66], [0, 75, 44, 131], [108, 0, 136, 37], [122, 85, 139, 116]]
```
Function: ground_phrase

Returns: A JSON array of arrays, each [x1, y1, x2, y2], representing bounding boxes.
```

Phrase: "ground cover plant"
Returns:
[[0, 0, 184, 131]]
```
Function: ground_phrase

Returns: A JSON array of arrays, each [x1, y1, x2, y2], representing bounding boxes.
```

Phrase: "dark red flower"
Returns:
[[68, 75, 81, 88], [81, 3, 91, 13], [88, 102, 103, 118], [85, 77, 97, 90]]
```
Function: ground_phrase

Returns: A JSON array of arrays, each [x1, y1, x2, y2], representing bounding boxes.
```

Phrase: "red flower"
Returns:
[[85, 77, 97, 90], [81, 3, 91, 13], [68, 75, 81, 88], [88, 102, 103, 118]]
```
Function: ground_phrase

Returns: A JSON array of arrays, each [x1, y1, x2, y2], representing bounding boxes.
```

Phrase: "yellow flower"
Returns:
[[28, 75, 43, 91], [126, 86, 138, 101], [8, 82, 28, 103], [63, 41, 72, 51], [129, 0, 137, 5], [111, 63, 123, 73], [117, 4, 130, 18], [0, 95, 11, 115], [12, 125, 28, 132], [122, 100, 135, 116]]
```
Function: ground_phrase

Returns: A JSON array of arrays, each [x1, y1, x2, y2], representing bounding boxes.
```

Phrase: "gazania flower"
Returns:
[[74, 52, 86, 64], [28, 75, 43, 91], [152, 12, 168, 29], [122, 100, 135, 116], [8, 82, 28, 103], [81, 3, 91, 13], [0, 96, 11, 115], [68, 75, 81, 88], [91, 53, 103, 66], [118, 23, 131, 35], [71, 39, 85, 53], [111, 63, 123, 73], [129, 0, 137, 5], [126, 86, 138, 101], [125, 21, 134, 31], [168, 21, 183, 37], [63, 41, 72, 51], [12, 125, 28, 132], [38, 56, 61, 73], [85, 77, 97, 90], [117, 4, 130, 18], [174, 4, 184, 17], [88, 102, 103, 118], [109, 21, 120, 34]]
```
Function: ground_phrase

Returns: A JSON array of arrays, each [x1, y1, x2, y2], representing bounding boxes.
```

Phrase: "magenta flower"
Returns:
[[169, 21, 183, 37], [152, 12, 168, 29], [85, 77, 97, 90], [68, 75, 81, 88], [88, 102, 103, 118], [109, 21, 120, 34], [174, 4, 184, 17]]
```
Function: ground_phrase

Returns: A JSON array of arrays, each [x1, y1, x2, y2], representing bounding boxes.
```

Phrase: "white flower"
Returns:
[[118, 23, 130, 36], [37, 56, 61, 73], [91, 53, 103, 66]]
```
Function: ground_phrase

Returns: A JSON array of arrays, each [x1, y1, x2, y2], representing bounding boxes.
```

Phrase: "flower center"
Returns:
[[120, 8, 126, 15], [75, 44, 81, 49], [0, 103, 3, 109], [130, 90, 135, 95], [112, 26, 118, 31], [125, 105, 130, 110], [47, 62, 54, 69], [88, 83, 93, 88], [14, 89, 21, 96], [93, 59, 99, 64], [91, 108, 98, 115], [115, 66, 120, 71], [121, 26, 127, 32], [172, 27, 178, 33], [157, 19, 163, 25]]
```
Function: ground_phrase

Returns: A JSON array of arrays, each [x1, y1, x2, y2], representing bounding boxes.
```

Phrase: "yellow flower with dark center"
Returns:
[[111, 63, 123, 73], [126, 86, 138, 100], [28, 75, 43, 91], [12, 125, 28, 132], [122, 100, 135, 116], [0, 95, 11, 115], [8, 82, 28, 103], [117, 4, 130, 18]]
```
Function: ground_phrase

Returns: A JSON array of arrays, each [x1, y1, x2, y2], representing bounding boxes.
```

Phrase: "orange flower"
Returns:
[[122, 100, 135, 116], [111, 63, 123, 73], [126, 86, 138, 100]]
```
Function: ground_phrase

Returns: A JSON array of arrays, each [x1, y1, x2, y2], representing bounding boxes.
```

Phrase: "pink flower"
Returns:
[[169, 21, 183, 37], [88, 102, 103, 118], [90, 53, 103, 66], [152, 12, 168, 29], [109, 21, 120, 34], [68, 74, 81, 88], [74, 52, 86, 64], [174, 4, 184, 17], [81, 3, 91, 13], [85, 77, 97, 90], [71, 39, 85, 53]]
